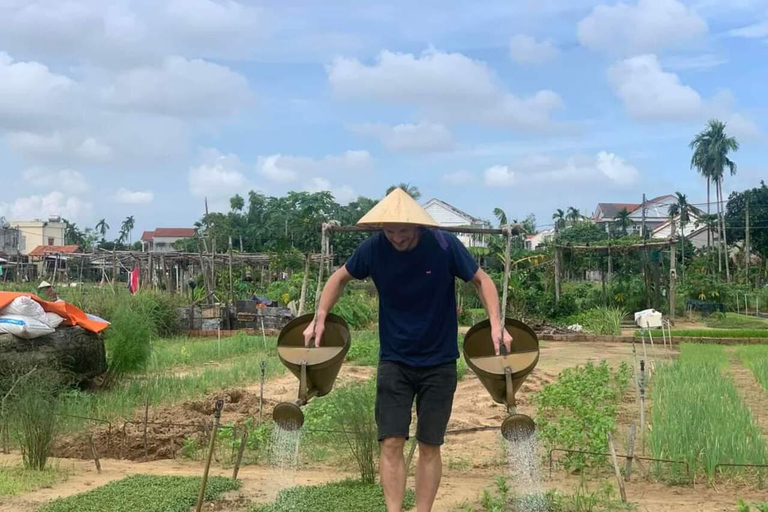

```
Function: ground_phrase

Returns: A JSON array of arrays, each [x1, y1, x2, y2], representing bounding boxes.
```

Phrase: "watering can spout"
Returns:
[[463, 318, 539, 441], [273, 313, 351, 431]]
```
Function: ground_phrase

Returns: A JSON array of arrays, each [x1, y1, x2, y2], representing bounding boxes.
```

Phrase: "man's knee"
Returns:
[[417, 442, 441, 462], [380, 436, 406, 458]]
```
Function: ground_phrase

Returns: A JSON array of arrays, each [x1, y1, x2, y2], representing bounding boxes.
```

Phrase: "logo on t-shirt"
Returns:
[[425, 270, 432, 274]]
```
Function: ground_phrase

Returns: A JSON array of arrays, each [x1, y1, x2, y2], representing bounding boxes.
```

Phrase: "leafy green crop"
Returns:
[[637, 329, 768, 339], [251, 479, 414, 512], [737, 346, 768, 392], [35, 474, 240, 512], [535, 361, 631, 470]]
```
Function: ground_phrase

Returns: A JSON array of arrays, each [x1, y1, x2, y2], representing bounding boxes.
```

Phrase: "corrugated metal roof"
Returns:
[[28, 245, 79, 257]]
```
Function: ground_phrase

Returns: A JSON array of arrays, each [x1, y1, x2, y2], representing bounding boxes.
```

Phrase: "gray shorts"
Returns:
[[374, 360, 458, 446]]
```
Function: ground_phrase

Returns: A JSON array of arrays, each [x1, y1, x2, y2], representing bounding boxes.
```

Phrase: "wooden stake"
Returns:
[[405, 439, 418, 477], [625, 423, 636, 481], [298, 254, 310, 316], [195, 400, 223, 512], [89, 434, 102, 474], [228, 236, 234, 306], [670, 223, 677, 324], [607, 432, 627, 502], [232, 430, 249, 480], [144, 396, 150, 462]]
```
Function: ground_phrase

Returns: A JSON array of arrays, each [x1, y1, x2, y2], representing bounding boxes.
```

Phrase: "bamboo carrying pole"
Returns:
[[195, 399, 224, 512]]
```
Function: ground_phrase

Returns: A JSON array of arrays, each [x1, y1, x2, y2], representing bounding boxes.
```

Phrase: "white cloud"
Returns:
[[5, 131, 65, 157], [350, 122, 453, 153], [114, 188, 154, 204], [328, 48, 564, 130], [303, 178, 357, 204], [662, 54, 728, 71], [578, 0, 707, 55], [0, 52, 73, 130], [441, 171, 476, 186], [22, 168, 90, 195], [0, 192, 93, 222], [5, 131, 114, 163], [103, 56, 253, 118], [509, 35, 559, 65], [257, 150, 373, 183], [724, 113, 761, 140], [608, 54, 703, 121], [484, 165, 516, 187], [189, 149, 252, 198], [595, 151, 640, 186], [75, 137, 114, 162], [728, 20, 768, 38]]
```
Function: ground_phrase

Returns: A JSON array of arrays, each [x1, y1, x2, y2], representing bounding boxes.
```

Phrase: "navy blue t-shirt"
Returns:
[[344, 228, 479, 367]]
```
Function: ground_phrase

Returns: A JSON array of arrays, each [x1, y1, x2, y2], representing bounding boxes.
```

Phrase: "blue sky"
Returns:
[[0, 0, 765, 238]]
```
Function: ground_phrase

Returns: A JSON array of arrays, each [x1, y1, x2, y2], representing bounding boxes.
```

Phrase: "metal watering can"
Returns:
[[463, 317, 539, 441], [272, 312, 350, 430]]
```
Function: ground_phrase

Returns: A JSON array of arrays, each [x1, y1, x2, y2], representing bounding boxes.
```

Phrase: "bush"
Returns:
[[334, 292, 377, 330], [251, 479, 415, 512], [105, 304, 154, 375]]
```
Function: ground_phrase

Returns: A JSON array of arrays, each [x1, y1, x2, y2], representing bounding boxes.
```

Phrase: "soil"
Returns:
[[724, 351, 768, 437], [8, 341, 767, 512]]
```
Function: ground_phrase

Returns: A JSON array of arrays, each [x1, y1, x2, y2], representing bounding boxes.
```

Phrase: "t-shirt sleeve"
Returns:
[[344, 235, 375, 279], [447, 232, 480, 282]]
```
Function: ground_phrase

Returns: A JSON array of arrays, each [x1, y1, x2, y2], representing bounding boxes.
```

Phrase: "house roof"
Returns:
[[152, 228, 197, 238], [422, 198, 489, 225], [140, 231, 155, 241], [596, 203, 641, 219], [28, 245, 79, 257]]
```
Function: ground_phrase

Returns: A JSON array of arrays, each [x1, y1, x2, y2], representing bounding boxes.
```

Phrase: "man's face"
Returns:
[[382, 224, 420, 252], [43, 287, 57, 300]]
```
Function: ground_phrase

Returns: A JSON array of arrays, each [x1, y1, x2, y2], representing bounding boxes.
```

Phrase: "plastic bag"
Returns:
[[0, 296, 47, 322], [0, 315, 55, 339], [45, 312, 65, 329]]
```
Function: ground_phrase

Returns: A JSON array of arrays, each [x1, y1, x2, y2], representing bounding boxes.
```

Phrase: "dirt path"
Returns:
[[725, 352, 768, 438]]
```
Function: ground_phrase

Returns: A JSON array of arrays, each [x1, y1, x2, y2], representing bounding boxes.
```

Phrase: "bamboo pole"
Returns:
[[608, 432, 627, 502], [195, 399, 223, 512], [625, 424, 636, 481]]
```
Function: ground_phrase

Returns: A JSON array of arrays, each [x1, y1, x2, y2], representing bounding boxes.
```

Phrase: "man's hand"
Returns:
[[491, 324, 513, 355], [303, 317, 324, 347]]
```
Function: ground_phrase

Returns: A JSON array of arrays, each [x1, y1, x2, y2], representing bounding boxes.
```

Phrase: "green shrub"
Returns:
[[105, 304, 154, 375], [346, 331, 379, 366], [562, 307, 625, 336], [36, 474, 240, 512], [333, 292, 377, 330], [251, 479, 415, 512]]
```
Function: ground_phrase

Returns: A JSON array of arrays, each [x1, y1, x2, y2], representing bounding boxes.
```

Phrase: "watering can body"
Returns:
[[463, 317, 539, 439]]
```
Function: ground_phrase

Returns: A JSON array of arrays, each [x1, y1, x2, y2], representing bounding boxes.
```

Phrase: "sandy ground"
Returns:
[[2, 341, 766, 512]]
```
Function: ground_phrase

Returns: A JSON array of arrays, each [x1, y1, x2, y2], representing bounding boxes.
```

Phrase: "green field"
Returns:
[[637, 328, 768, 339]]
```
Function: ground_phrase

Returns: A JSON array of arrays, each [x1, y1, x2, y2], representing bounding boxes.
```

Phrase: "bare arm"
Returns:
[[303, 265, 355, 346], [470, 268, 512, 355]]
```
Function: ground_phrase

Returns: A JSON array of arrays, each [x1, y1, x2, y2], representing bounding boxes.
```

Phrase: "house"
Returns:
[[0, 222, 20, 257], [593, 195, 706, 242], [525, 229, 555, 251], [10, 217, 66, 255], [422, 198, 491, 248], [141, 228, 197, 252], [27, 244, 80, 277]]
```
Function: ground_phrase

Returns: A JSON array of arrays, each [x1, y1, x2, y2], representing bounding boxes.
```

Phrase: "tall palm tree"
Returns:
[[615, 208, 633, 236], [566, 207, 581, 226], [668, 192, 691, 274], [121, 216, 135, 245], [552, 209, 566, 231], [95, 219, 110, 240], [690, 119, 739, 282], [386, 183, 421, 200], [493, 207, 508, 227]]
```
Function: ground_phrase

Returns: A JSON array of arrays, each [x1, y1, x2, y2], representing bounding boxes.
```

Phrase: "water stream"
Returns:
[[506, 432, 547, 512]]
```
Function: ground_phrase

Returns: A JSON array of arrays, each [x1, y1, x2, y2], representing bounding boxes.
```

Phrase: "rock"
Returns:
[[0, 326, 107, 382]]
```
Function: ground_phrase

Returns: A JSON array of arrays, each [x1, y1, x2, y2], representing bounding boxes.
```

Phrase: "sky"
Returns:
[[0, 0, 766, 239]]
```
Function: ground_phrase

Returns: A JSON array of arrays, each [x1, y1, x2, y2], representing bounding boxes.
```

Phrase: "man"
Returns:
[[37, 281, 60, 302], [303, 188, 512, 512]]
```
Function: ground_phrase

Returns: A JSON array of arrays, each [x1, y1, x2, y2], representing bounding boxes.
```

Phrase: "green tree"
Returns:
[[690, 119, 739, 281], [386, 183, 421, 200], [668, 192, 692, 272], [230, 194, 245, 212], [566, 207, 582, 226], [63, 220, 85, 248], [492, 207, 508, 227], [552, 209, 566, 231], [120, 216, 135, 245], [94, 219, 110, 240], [614, 208, 633, 236], [726, 181, 768, 260]]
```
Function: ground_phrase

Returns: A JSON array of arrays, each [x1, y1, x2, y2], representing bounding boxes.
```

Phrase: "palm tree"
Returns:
[[668, 192, 691, 274], [690, 119, 739, 282], [386, 183, 421, 200], [120, 216, 135, 245], [493, 207, 508, 227], [615, 208, 633, 236], [552, 209, 566, 231], [95, 219, 110, 240], [566, 207, 581, 226]]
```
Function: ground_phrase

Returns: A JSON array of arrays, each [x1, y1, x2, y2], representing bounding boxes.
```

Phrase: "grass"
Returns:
[[35, 474, 239, 512], [148, 333, 277, 371], [706, 313, 768, 330], [0, 464, 69, 497], [649, 344, 768, 480], [636, 329, 768, 339], [737, 345, 768, 392], [250, 479, 415, 512]]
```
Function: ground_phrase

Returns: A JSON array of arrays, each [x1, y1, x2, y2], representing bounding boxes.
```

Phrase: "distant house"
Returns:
[[422, 198, 491, 248], [0, 223, 20, 257], [525, 229, 555, 251], [141, 228, 197, 252], [593, 195, 706, 243], [10, 217, 66, 255], [28, 244, 80, 276]]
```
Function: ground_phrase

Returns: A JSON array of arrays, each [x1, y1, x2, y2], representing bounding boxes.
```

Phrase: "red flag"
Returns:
[[130, 263, 140, 294]]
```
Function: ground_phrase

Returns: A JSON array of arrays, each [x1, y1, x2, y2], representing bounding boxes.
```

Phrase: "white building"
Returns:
[[10, 217, 66, 255], [141, 228, 197, 252], [422, 198, 491, 248], [525, 229, 555, 250]]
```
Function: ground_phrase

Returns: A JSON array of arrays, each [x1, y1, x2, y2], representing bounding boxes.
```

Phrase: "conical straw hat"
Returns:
[[357, 188, 439, 228]]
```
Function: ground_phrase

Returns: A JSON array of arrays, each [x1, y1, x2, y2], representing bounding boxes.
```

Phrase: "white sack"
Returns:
[[45, 312, 66, 328], [1, 296, 47, 322], [0, 314, 55, 339]]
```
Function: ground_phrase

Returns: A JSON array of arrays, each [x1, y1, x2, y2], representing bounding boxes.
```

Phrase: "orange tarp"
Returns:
[[0, 292, 110, 334]]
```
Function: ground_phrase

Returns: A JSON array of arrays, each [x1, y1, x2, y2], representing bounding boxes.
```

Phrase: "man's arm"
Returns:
[[303, 265, 355, 346], [470, 268, 512, 355]]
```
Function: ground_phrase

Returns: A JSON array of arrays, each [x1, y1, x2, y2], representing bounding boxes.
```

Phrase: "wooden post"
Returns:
[[89, 434, 102, 474], [553, 247, 562, 303], [298, 254, 310, 316], [232, 430, 249, 480], [147, 252, 153, 290], [143, 396, 150, 462], [239, 235, 243, 253], [607, 432, 627, 502], [198, 239, 212, 301], [228, 236, 234, 306], [405, 439, 418, 476], [113, 249, 118, 290], [625, 423, 636, 481], [745, 198, 750, 282], [670, 238, 676, 325]]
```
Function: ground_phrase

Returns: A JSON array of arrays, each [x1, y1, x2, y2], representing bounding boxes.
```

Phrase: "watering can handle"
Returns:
[[499, 343, 508, 357]]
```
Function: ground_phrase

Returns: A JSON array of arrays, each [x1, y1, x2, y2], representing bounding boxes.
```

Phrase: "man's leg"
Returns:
[[375, 361, 415, 512], [380, 436, 407, 512], [414, 362, 458, 512], [415, 442, 442, 512]]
